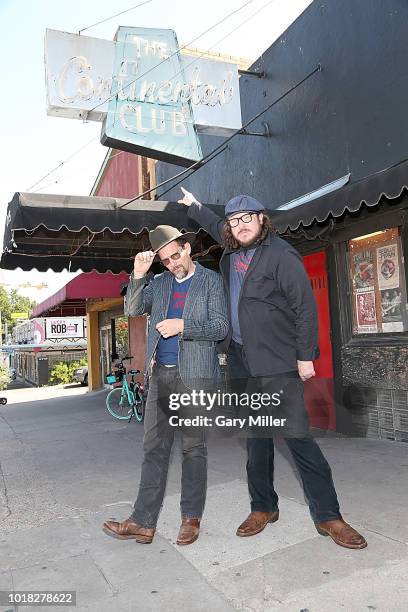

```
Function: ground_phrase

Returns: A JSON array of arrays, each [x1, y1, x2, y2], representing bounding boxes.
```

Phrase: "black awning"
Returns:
[[1, 193, 225, 273], [272, 158, 408, 233], [4, 158, 408, 274]]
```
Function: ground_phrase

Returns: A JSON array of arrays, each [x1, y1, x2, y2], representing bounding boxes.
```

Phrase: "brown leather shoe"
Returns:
[[176, 518, 200, 546], [315, 518, 367, 549], [103, 519, 155, 544], [236, 510, 279, 537]]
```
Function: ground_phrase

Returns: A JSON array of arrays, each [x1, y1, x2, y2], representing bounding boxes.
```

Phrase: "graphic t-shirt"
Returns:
[[229, 249, 256, 344], [156, 274, 193, 365]]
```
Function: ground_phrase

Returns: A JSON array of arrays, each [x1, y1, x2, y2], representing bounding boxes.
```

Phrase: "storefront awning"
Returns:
[[1, 341, 87, 351], [32, 271, 130, 317], [1, 193, 223, 273], [3, 159, 408, 274], [272, 158, 408, 233]]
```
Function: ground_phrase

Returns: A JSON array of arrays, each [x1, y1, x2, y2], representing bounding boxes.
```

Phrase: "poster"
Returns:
[[355, 290, 378, 333], [381, 288, 404, 332], [351, 249, 374, 291], [376, 243, 399, 290]]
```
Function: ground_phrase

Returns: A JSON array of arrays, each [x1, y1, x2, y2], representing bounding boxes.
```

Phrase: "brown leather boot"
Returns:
[[176, 518, 200, 546], [103, 519, 155, 544], [315, 518, 367, 549], [236, 510, 279, 537]]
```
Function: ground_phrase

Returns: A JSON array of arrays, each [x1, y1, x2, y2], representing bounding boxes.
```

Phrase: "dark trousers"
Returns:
[[228, 341, 341, 523], [130, 364, 207, 528]]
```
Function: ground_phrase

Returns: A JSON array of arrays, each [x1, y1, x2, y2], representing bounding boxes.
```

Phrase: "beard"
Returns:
[[236, 226, 262, 247], [172, 265, 189, 280]]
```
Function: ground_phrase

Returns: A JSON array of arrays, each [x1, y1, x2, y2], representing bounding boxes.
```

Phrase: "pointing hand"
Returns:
[[177, 186, 197, 207]]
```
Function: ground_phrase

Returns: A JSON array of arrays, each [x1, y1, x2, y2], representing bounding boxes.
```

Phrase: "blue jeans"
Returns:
[[130, 364, 207, 528], [228, 341, 341, 523]]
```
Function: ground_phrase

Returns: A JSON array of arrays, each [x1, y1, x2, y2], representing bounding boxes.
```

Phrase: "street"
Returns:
[[0, 384, 407, 611]]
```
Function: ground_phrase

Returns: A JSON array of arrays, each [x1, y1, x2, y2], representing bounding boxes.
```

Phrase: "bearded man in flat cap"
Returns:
[[178, 188, 367, 551]]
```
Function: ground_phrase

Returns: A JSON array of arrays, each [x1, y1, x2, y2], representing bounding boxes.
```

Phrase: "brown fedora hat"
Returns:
[[148, 225, 196, 254]]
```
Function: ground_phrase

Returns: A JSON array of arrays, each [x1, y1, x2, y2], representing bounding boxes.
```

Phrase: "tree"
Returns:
[[0, 287, 36, 343], [115, 317, 129, 358], [0, 363, 11, 390]]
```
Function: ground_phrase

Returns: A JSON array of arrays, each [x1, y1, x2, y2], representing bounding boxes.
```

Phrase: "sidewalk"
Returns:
[[3, 380, 91, 405], [0, 386, 407, 611]]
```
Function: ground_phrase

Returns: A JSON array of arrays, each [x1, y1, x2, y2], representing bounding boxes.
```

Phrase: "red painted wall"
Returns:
[[303, 251, 336, 431], [303, 252, 334, 380], [95, 151, 140, 199]]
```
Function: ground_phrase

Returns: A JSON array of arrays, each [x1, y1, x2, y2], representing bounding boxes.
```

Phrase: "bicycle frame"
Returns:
[[120, 376, 136, 408]]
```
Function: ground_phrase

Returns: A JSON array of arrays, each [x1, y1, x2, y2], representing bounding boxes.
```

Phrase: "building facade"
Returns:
[[154, 0, 408, 441], [11, 316, 87, 386], [2, 2, 408, 438]]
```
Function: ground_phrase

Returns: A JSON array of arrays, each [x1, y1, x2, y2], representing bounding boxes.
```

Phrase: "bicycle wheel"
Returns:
[[133, 390, 145, 423], [106, 387, 133, 420]]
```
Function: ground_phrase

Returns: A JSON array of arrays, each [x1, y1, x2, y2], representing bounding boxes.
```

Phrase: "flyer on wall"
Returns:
[[351, 249, 374, 291], [380, 287, 404, 332], [376, 243, 399, 290], [355, 290, 378, 333]]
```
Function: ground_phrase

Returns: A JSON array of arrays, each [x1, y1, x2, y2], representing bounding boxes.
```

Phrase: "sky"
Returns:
[[0, 0, 312, 304]]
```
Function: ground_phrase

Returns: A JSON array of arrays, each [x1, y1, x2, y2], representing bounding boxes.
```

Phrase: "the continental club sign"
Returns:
[[45, 28, 242, 166]]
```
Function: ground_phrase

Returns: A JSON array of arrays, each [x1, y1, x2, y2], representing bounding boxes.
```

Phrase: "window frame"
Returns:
[[333, 206, 408, 347]]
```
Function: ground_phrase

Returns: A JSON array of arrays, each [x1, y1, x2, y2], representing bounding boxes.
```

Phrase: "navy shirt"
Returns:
[[156, 275, 193, 365], [229, 249, 255, 344]]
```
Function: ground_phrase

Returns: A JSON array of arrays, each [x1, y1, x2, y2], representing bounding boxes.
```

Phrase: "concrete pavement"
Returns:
[[0, 385, 407, 611]]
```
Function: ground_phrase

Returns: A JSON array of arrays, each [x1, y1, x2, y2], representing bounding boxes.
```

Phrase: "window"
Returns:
[[348, 228, 407, 334]]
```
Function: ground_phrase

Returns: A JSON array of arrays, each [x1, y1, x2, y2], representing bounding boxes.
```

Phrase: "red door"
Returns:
[[302, 251, 336, 431]]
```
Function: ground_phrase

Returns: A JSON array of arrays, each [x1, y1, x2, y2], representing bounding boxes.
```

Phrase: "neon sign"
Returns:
[[45, 28, 242, 165]]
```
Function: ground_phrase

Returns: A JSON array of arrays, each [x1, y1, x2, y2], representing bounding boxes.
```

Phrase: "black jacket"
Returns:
[[188, 201, 319, 376]]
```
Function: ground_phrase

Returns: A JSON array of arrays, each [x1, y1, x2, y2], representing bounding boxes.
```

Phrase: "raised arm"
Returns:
[[178, 186, 224, 244], [124, 274, 154, 316], [124, 250, 155, 316]]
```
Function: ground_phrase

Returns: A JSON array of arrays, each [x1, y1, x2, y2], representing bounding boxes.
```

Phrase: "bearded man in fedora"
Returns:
[[103, 225, 229, 546]]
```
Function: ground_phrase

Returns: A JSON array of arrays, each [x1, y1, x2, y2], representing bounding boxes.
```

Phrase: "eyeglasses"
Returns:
[[228, 212, 258, 228], [159, 246, 185, 267]]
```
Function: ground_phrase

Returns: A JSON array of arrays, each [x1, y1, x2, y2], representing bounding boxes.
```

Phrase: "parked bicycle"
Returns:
[[105, 356, 145, 422]]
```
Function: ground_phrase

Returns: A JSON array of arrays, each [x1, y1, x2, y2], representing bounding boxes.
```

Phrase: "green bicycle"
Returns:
[[105, 357, 145, 422]]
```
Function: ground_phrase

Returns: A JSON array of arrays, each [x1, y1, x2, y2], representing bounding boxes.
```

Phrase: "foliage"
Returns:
[[0, 363, 11, 391], [0, 287, 37, 341], [49, 358, 87, 385], [115, 317, 129, 358]]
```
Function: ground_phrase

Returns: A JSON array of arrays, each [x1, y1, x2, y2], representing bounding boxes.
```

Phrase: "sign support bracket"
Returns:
[[238, 69, 266, 78], [239, 122, 271, 138]]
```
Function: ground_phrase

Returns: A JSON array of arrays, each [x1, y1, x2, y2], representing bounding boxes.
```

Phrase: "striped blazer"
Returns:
[[124, 262, 229, 388]]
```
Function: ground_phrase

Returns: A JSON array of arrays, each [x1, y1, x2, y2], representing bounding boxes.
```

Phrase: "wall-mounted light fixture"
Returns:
[[277, 173, 351, 211]]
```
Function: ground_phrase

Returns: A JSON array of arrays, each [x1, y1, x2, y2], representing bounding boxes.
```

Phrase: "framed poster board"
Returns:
[[348, 228, 407, 335]]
